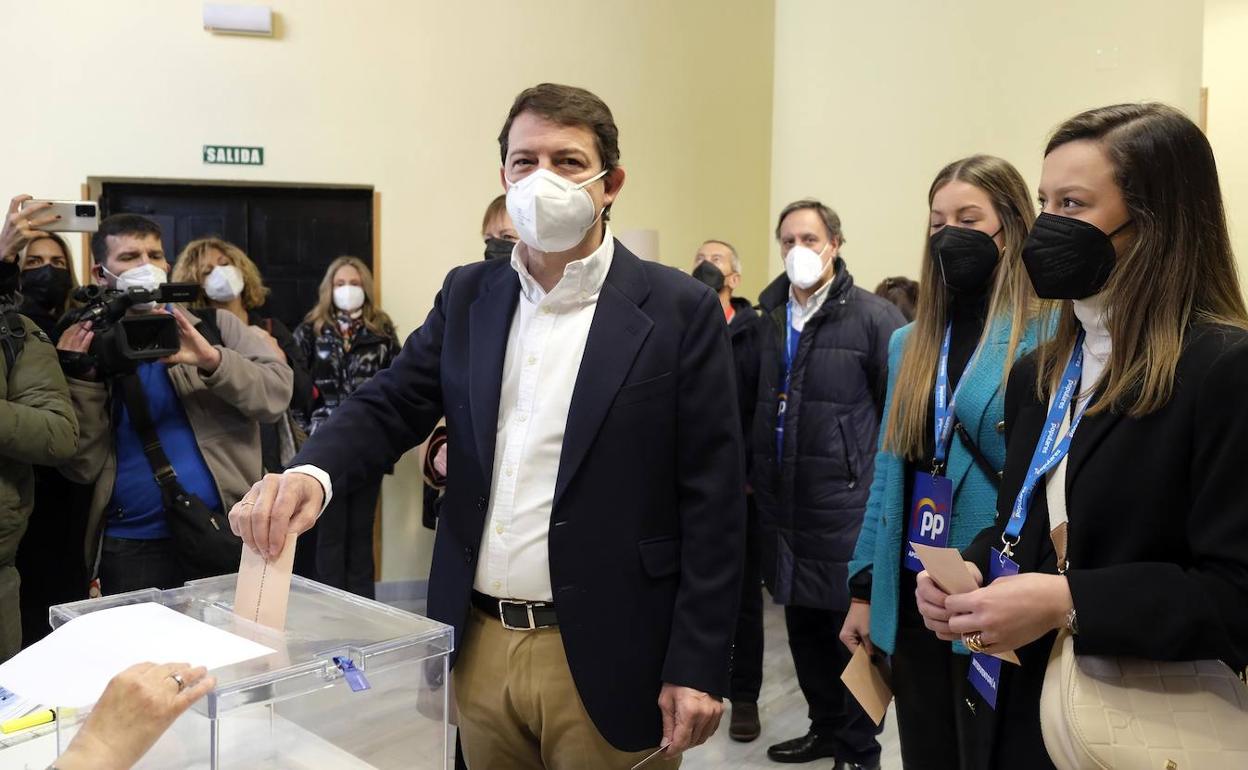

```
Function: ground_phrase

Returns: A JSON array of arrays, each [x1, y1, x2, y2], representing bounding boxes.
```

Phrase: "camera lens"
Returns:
[[75, 204, 96, 218]]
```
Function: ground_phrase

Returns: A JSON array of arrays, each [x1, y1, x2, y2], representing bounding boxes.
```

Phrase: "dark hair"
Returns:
[[1036, 102, 1246, 417], [774, 199, 846, 244], [90, 214, 162, 264], [498, 83, 620, 172], [874, 277, 919, 322], [481, 194, 507, 236]]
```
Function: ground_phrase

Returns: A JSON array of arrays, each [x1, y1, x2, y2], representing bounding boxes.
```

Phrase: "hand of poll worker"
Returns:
[[53, 662, 214, 770], [915, 562, 983, 641], [839, 600, 874, 655], [0, 194, 57, 260], [159, 306, 222, 374], [658, 683, 723, 756], [945, 572, 1074, 653], [230, 472, 324, 559]]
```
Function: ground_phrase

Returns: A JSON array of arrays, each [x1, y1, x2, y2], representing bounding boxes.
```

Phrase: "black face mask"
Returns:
[[692, 261, 726, 293], [19, 265, 72, 313], [484, 238, 515, 261], [930, 226, 1001, 295], [1022, 213, 1131, 300]]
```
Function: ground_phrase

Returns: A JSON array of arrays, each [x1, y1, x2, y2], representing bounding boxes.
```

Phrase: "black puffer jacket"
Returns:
[[750, 259, 905, 610], [728, 297, 761, 475], [293, 318, 400, 436]]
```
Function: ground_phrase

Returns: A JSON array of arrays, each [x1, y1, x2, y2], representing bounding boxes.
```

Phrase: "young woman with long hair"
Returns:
[[843, 154, 1050, 769], [293, 256, 399, 598]]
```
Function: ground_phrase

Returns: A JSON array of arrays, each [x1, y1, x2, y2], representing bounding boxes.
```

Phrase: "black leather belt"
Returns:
[[471, 590, 558, 630]]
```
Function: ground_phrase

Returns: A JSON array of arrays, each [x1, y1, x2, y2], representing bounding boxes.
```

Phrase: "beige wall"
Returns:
[[0, 1, 775, 580], [1205, 0, 1248, 279], [769, 0, 1205, 292]]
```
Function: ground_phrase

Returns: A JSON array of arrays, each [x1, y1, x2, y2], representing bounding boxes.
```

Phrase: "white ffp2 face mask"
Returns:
[[105, 262, 168, 310], [203, 265, 245, 302], [107, 262, 167, 293], [784, 244, 829, 290], [333, 285, 366, 313], [505, 168, 609, 253]]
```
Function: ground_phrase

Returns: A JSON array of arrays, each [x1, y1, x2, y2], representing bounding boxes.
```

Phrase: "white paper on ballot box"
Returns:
[[0, 602, 274, 707]]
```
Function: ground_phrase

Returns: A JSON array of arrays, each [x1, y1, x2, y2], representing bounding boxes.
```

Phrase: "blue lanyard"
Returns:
[[775, 302, 798, 460], [1002, 331, 1089, 555], [784, 302, 797, 379], [932, 322, 985, 469]]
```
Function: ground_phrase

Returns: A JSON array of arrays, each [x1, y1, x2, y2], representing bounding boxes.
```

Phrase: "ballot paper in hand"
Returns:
[[0, 602, 274, 707], [840, 645, 892, 726], [234, 535, 296, 630], [910, 543, 1020, 665]]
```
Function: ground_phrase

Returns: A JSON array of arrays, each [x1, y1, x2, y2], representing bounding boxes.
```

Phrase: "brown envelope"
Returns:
[[234, 535, 296, 630], [910, 543, 1021, 665], [840, 645, 891, 725]]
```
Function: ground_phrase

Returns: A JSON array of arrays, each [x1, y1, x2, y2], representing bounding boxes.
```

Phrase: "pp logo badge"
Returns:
[[915, 498, 946, 541], [903, 472, 954, 572]]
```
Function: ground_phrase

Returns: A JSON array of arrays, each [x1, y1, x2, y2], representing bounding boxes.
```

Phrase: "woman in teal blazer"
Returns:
[[842, 155, 1051, 770]]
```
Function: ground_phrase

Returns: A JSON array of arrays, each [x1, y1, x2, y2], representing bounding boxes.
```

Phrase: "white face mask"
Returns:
[[505, 168, 609, 253], [107, 262, 167, 293], [105, 262, 167, 310], [333, 285, 366, 313], [203, 265, 245, 302], [784, 244, 830, 290]]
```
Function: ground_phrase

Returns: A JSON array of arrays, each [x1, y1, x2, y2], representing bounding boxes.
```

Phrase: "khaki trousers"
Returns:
[[453, 607, 680, 770]]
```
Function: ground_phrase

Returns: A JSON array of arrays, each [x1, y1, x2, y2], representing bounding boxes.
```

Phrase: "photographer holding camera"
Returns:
[[57, 214, 292, 595], [0, 200, 79, 661]]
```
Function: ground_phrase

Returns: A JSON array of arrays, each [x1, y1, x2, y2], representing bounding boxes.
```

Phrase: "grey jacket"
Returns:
[[60, 308, 292, 574]]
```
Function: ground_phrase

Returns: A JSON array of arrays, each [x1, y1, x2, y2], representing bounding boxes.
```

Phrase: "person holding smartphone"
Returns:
[[916, 103, 1248, 769], [841, 155, 1049, 769]]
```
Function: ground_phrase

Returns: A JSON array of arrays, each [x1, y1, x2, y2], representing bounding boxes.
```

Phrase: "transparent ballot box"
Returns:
[[50, 575, 453, 769]]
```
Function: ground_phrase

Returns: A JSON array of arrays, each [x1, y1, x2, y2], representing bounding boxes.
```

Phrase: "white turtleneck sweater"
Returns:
[[1046, 293, 1112, 534], [1073, 293, 1111, 399]]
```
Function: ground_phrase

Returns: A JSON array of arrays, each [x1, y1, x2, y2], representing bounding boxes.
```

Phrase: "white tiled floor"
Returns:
[[683, 600, 901, 770]]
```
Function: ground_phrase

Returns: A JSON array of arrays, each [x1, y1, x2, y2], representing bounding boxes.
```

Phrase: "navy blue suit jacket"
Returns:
[[291, 241, 746, 750]]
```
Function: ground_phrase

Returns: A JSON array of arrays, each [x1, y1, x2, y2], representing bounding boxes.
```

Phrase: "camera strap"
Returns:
[[117, 372, 189, 508]]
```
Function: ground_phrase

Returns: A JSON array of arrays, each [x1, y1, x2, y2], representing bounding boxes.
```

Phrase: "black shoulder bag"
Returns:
[[954, 421, 1003, 489], [116, 372, 242, 579]]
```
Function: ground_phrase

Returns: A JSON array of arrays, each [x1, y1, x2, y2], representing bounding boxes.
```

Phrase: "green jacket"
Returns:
[[0, 313, 79, 660]]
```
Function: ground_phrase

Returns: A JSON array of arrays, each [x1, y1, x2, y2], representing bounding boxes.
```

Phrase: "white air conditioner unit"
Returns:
[[203, 4, 273, 37]]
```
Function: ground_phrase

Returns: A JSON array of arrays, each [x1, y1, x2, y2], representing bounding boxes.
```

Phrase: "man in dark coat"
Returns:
[[751, 200, 904, 769], [228, 83, 745, 769], [691, 239, 765, 742]]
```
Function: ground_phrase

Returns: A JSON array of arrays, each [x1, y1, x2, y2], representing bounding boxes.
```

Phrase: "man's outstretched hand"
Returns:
[[229, 472, 324, 559]]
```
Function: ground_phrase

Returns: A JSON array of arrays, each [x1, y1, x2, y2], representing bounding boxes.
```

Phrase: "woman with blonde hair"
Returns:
[[172, 237, 314, 473], [294, 256, 399, 598], [843, 155, 1051, 769]]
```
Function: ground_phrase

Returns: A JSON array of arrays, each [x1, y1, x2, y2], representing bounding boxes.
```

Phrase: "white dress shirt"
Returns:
[[288, 232, 614, 602], [474, 231, 614, 601], [788, 273, 837, 333]]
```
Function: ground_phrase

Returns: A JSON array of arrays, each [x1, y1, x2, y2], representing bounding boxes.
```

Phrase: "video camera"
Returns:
[[62, 283, 201, 376]]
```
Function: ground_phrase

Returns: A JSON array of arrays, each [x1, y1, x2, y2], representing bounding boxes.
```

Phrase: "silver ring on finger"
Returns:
[[169, 672, 186, 692]]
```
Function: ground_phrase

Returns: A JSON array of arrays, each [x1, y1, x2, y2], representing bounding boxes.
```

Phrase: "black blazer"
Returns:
[[960, 324, 1248, 770], [290, 242, 747, 751]]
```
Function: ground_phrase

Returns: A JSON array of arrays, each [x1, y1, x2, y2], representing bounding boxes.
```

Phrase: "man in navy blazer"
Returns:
[[228, 83, 746, 768]]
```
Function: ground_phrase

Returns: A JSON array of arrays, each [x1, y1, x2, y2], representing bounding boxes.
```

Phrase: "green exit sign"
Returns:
[[203, 145, 264, 165]]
